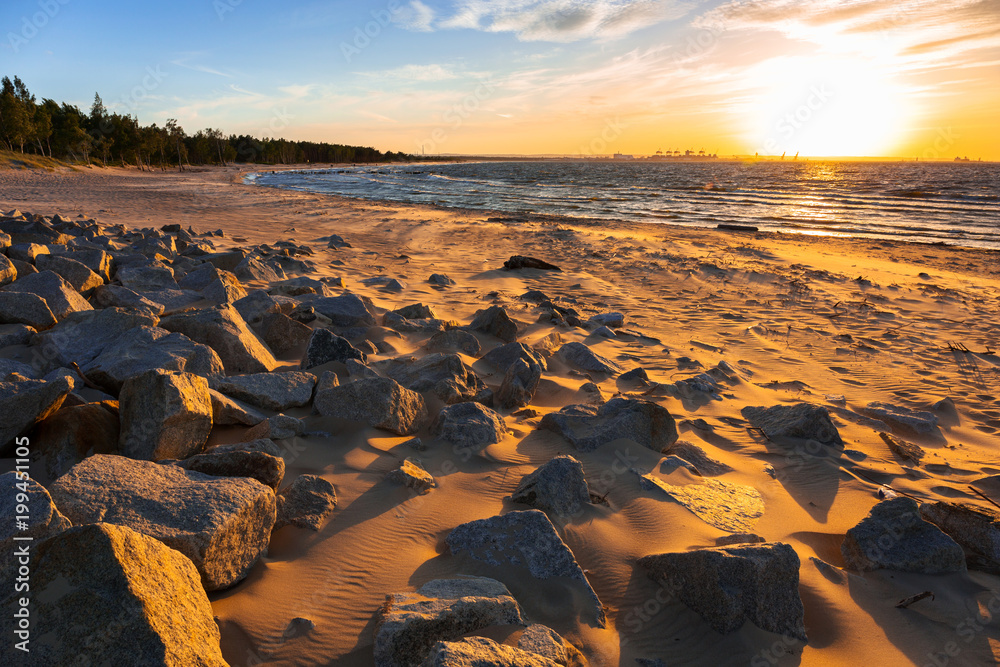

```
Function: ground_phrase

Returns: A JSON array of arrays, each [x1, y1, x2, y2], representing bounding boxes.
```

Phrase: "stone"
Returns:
[[373, 577, 528, 667], [209, 389, 267, 426], [31, 307, 159, 370], [257, 312, 313, 355], [233, 289, 281, 324], [269, 276, 336, 298], [177, 263, 240, 293], [310, 293, 377, 327], [503, 256, 561, 271], [0, 290, 57, 329], [6, 242, 50, 263], [517, 625, 568, 665], [211, 371, 317, 411], [30, 400, 120, 480], [424, 637, 559, 667], [159, 305, 277, 375], [178, 449, 285, 491], [665, 441, 733, 476], [207, 439, 283, 458], [741, 403, 843, 444], [275, 474, 337, 530], [589, 312, 624, 328], [480, 342, 548, 374], [591, 325, 616, 338], [0, 270, 93, 320], [35, 253, 103, 294], [117, 263, 177, 292], [498, 358, 542, 409], [241, 413, 304, 440], [0, 473, 71, 583], [555, 342, 622, 375], [0, 358, 38, 378], [234, 254, 286, 283], [919, 501, 1000, 573], [0, 323, 34, 347], [426, 329, 482, 356], [0, 375, 72, 455], [347, 358, 380, 378], [119, 370, 213, 462], [635, 474, 764, 533], [91, 284, 165, 316], [638, 542, 806, 641], [371, 353, 490, 404], [301, 328, 367, 369], [49, 454, 276, 590], [326, 234, 351, 248], [52, 247, 112, 282], [540, 397, 678, 453], [428, 273, 455, 286], [468, 305, 518, 343], [432, 401, 507, 449], [841, 497, 965, 573], [447, 510, 605, 626], [0, 253, 15, 287], [716, 533, 767, 546], [315, 377, 428, 435], [0, 523, 227, 665], [880, 431, 925, 463], [81, 326, 225, 393], [510, 455, 590, 518], [386, 457, 437, 494], [859, 402, 939, 436], [382, 311, 449, 333]]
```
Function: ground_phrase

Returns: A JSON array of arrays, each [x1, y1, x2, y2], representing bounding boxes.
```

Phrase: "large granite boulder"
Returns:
[[119, 370, 213, 462], [30, 400, 120, 479], [540, 398, 678, 453], [510, 455, 591, 518], [0, 291, 57, 329], [555, 342, 622, 375], [31, 307, 158, 370], [117, 263, 177, 292], [498, 357, 542, 409], [424, 637, 559, 667], [638, 542, 807, 641], [371, 353, 491, 404], [256, 312, 313, 355], [0, 523, 226, 665], [480, 341, 548, 374], [0, 270, 93, 320], [314, 377, 428, 435], [841, 497, 965, 573], [919, 501, 1000, 572], [275, 474, 338, 530], [210, 371, 317, 411], [468, 305, 517, 342], [426, 329, 481, 356], [859, 402, 939, 437], [301, 328, 367, 369], [741, 403, 842, 444], [209, 389, 267, 426], [91, 284, 165, 316], [0, 472, 71, 583], [310, 293, 376, 327], [385, 457, 437, 494], [432, 401, 507, 450], [49, 455, 276, 590], [159, 304, 277, 375], [35, 253, 104, 294], [0, 253, 15, 287], [178, 449, 285, 491], [0, 375, 72, 455]]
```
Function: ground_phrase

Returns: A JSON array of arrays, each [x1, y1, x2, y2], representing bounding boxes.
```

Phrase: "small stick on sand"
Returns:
[[896, 591, 934, 608], [969, 486, 1000, 511]]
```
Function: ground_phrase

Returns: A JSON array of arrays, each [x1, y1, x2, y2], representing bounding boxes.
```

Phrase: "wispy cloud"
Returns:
[[357, 63, 462, 82], [169, 54, 233, 78], [394, 0, 436, 31]]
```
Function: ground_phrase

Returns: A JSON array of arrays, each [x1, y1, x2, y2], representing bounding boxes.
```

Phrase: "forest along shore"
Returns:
[[2, 165, 1000, 665]]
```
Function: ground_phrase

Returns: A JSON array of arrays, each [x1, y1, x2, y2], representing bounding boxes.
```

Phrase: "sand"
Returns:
[[3, 164, 1000, 666]]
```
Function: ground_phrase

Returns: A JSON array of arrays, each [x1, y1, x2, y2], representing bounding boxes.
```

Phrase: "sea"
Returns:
[[248, 160, 1000, 249]]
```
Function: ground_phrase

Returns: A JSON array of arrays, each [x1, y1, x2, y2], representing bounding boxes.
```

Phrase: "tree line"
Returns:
[[0, 75, 409, 169]]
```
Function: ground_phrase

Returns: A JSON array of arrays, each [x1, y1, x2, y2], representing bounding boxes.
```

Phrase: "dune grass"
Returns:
[[0, 150, 79, 172]]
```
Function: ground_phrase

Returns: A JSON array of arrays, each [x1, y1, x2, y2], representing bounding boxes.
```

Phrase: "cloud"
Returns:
[[357, 64, 462, 82], [394, 1, 436, 31]]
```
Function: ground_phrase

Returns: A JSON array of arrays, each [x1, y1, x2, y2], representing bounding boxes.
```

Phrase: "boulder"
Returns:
[[6, 242, 50, 263], [0, 323, 34, 347], [638, 542, 807, 641], [510, 455, 591, 517], [29, 400, 120, 479], [468, 305, 518, 343], [859, 402, 939, 436], [424, 637, 559, 667], [49, 454, 276, 590], [0, 253, 15, 287], [0, 375, 72, 455], [382, 311, 449, 333], [119, 370, 213, 462], [314, 377, 428, 435], [517, 625, 569, 665], [91, 284, 165, 316], [269, 276, 336, 298], [385, 457, 437, 494], [588, 312, 624, 328], [432, 401, 507, 449], [634, 474, 764, 533], [275, 474, 337, 530], [209, 389, 267, 426], [371, 353, 490, 404], [540, 398, 678, 453], [178, 449, 285, 491], [841, 497, 965, 573], [480, 342, 548, 374], [301, 328, 367, 369], [741, 403, 843, 444], [31, 307, 159, 369], [257, 312, 313, 355], [233, 289, 282, 324], [234, 254, 286, 283], [240, 413, 304, 440], [919, 501, 1000, 572], [0, 270, 93, 320], [0, 523, 227, 665], [210, 371, 317, 411], [555, 342, 622, 375], [0, 290, 57, 329], [35, 253, 103, 294], [503, 256, 561, 271], [159, 305, 277, 375], [498, 358, 542, 409], [665, 441, 733, 477], [880, 431, 925, 463], [52, 247, 112, 282], [446, 510, 605, 626], [428, 273, 455, 286], [116, 263, 177, 292], [0, 472, 71, 583], [310, 293, 377, 327], [373, 577, 528, 667], [427, 329, 481, 356]]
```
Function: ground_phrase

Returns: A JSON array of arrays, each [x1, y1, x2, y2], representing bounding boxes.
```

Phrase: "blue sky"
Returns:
[[3, 0, 998, 158]]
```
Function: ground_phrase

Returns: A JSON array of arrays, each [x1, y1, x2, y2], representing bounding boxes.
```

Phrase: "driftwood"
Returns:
[[717, 223, 759, 232], [879, 432, 925, 464], [896, 591, 934, 608], [503, 255, 561, 271]]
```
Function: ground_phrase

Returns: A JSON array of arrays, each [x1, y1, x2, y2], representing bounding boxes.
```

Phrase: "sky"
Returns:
[[2, 0, 998, 159]]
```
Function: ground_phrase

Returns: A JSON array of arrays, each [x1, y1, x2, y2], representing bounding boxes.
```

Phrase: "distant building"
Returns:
[[613, 153, 635, 160]]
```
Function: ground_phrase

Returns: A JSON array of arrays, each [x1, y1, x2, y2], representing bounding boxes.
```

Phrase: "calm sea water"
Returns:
[[250, 160, 1000, 249]]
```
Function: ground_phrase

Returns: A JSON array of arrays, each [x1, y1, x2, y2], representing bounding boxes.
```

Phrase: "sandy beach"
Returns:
[[3, 164, 1000, 666]]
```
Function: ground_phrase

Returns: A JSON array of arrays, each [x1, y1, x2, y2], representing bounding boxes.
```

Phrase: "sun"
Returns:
[[747, 56, 907, 157]]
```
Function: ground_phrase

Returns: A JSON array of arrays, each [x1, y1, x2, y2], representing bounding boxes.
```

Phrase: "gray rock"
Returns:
[[314, 377, 428, 435], [29, 400, 120, 479], [427, 330, 481, 356], [428, 273, 455, 286], [665, 441, 733, 476], [468, 305, 518, 343], [424, 637, 559, 667], [0, 473, 71, 583], [209, 389, 267, 426], [480, 342, 548, 374], [0, 523, 227, 665], [81, 326, 225, 393], [159, 304, 277, 375], [556, 341, 622, 374], [119, 370, 213, 462], [517, 625, 569, 665], [741, 403, 843, 444], [0, 270, 93, 320], [257, 312, 313, 355], [0, 375, 72, 454], [35, 254, 103, 294], [432, 401, 507, 449], [52, 246, 112, 282], [301, 328, 367, 369], [0, 254, 17, 288], [919, 501, 1000, 573], [0, 358, 38, 378], [638, 542, 806, 641], [373, 577, 525, 667], [841, 497, 965, 573], [234, 254, 286, 283], [207, 439, 283, 458], [269, 276, 336, 297], [510, 455, 590, 517], [859, 402, 939, 436], [49, 454, 276, 590], [659, 455, 702, 475], [31, 307, 158, 369], [91, 284, 165, 316], [178, 449, 285, 491], [385, 457, 437, 494], [346, 358, 379, 379], [275, 474, 337, 530], [382, 311, 449, 333], [540, 397, 678, 453], [371, 353, 490, 404], [211, 371, 317, 411], [233, 289, 281, 324], [498, 358, 542, 409], [240, 413, 304, 440], [311, 293, 377, 327], [7, 241, 52, 262], [589, 312, 624, 328], [0, 290, 57, 329], [446, 510, 606, 626], [591, 325, 616, 338], [117, 263, 177, 292], [716, 533, 767, 546], [0, 323, 34, 346]]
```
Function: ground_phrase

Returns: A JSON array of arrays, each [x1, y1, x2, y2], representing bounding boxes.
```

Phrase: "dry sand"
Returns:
[[3, 164, 1000, 666]]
